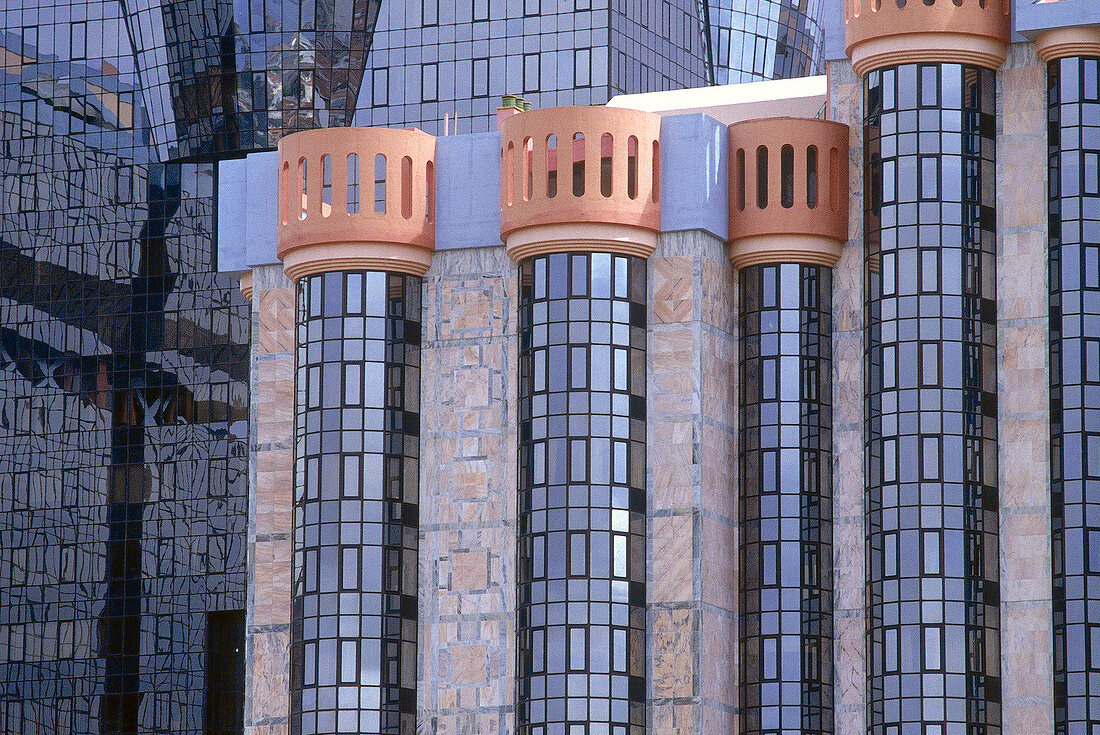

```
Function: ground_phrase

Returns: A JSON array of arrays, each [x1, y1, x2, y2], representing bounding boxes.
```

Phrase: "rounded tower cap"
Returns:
[[276, 127, 436, 282], [845, 0, 1011, 77], [499, 106, 662, 262], [1035, 26, 1100, 63], [728, 117, 850, 270]]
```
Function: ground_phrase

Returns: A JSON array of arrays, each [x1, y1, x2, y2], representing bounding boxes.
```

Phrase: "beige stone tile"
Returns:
[[652, 256, 695, 324], [998, 230, 1047, 320], [249, 629, 290, 721], [256, 287, 295, 355], [651, 608, 695, 698], [449, 643, 488, 686], [1002, 64, 1046, 137], [699, 609, 735, 704], [1000, 603, 1053, 707], [652, 514, 695, 603], [701, 513, 736, 611], [651, 701, 699, 734], [450, 550, 489, 592]]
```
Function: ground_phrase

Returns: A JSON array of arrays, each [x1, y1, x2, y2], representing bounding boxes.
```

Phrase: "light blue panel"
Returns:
[[217, 151, 280, 274], [1015, 0, 1100, 37], [659, 113, 728, 241], [824, 0, 847, 62], [435, 131, 503, 250], [244, 150, 279, 267], [216, 157, 248, 274]]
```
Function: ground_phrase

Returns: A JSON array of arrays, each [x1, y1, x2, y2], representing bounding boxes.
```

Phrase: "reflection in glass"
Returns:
[[739, 263, 833, 735], [703, 0, 824, 84], [359, 1, 710, 134], [518, 252, 647, 735], [293, 272, 420, 735], [0, 6, 251, 732], [864, 63, 1001, 735]]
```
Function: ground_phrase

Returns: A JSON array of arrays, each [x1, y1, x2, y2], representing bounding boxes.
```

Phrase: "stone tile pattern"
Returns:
[[997, 42, 1054, 734], [829, 58, 868, 735], [648, 230, 738, 734], [418, 246, 518, 734], [247, 263, 296, 735]]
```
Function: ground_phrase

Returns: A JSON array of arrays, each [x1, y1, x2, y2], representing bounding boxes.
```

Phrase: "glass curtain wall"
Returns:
[[2, 0, 391, 726], [1049, 54, 1100, 734], [703, 0, 824, 85], [864, 63, 1001, 735], [0, 9, 249, 733], [517, 252, 647, 735], [358, 0, 709, 134], [292, 271, 420, 735], [739, 263, 833, 735]]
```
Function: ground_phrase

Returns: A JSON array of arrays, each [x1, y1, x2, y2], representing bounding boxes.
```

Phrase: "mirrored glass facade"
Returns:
[[1049, 54, 1100, 735], [0, 7, 249, 734], [357, 0, 825, 135], [704, 0, 824, 85], [357, 0, 710, 135], [292, 271, 420, 735], [517, 252, 647, 735], [738, 263, 833, 735], [118, 0, 384, 158], [864, 63, 1001, 735]]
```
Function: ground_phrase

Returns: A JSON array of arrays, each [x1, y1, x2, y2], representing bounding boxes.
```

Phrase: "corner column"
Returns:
[[502, 106, 661, 735], [728, 116, 850, 735], [276, 126, 436, 735], [846, 3, 1011, 734]]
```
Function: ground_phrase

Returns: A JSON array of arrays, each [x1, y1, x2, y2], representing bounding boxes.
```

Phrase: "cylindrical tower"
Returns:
[[503, 105, 660, 735], [729, 116, 849, 735], [848, 3, 1010, 734], [1037, 27, 1100, 735], [277, 126, 435, 735]]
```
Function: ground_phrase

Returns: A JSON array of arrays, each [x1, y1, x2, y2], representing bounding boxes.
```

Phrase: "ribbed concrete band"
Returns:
[[1036, 26, 1100, 63]]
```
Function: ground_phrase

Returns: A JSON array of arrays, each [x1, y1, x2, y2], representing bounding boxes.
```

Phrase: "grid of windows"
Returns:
[[1049, 54, 1100, 734], [864, 63, 1001, 735], [517, 253, 647, 735], [738, 263, 833, 735], [0, 6, 249, 733], [292, 271, 420, 735], [358, 1, 709, 135], [356, 0, 822, 136], [705, 0, 824, 85], [133, 0, 383, 157]]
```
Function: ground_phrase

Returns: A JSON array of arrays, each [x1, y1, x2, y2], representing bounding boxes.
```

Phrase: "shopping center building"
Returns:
[[223, 1, 1100, 734], [3, 0, 1100, 733], [0, 0, 824, 733]]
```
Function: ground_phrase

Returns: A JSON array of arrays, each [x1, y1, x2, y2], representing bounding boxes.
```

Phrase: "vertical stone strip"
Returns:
[[997, 43, 1053, 735], [648, 230, 738, 735], [828, 58, 868, 735], [419, 246, 517, 734], [247, 263, 297, 735]]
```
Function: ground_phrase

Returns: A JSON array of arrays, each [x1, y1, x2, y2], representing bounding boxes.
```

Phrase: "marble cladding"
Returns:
[[242, 47, 1059, 733], [996, 42, 1054, 735], [418, 246, 518, 734], [828, 57, 868, 735], [246, 262, 296, 735], [648, 230, 739, 734]]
